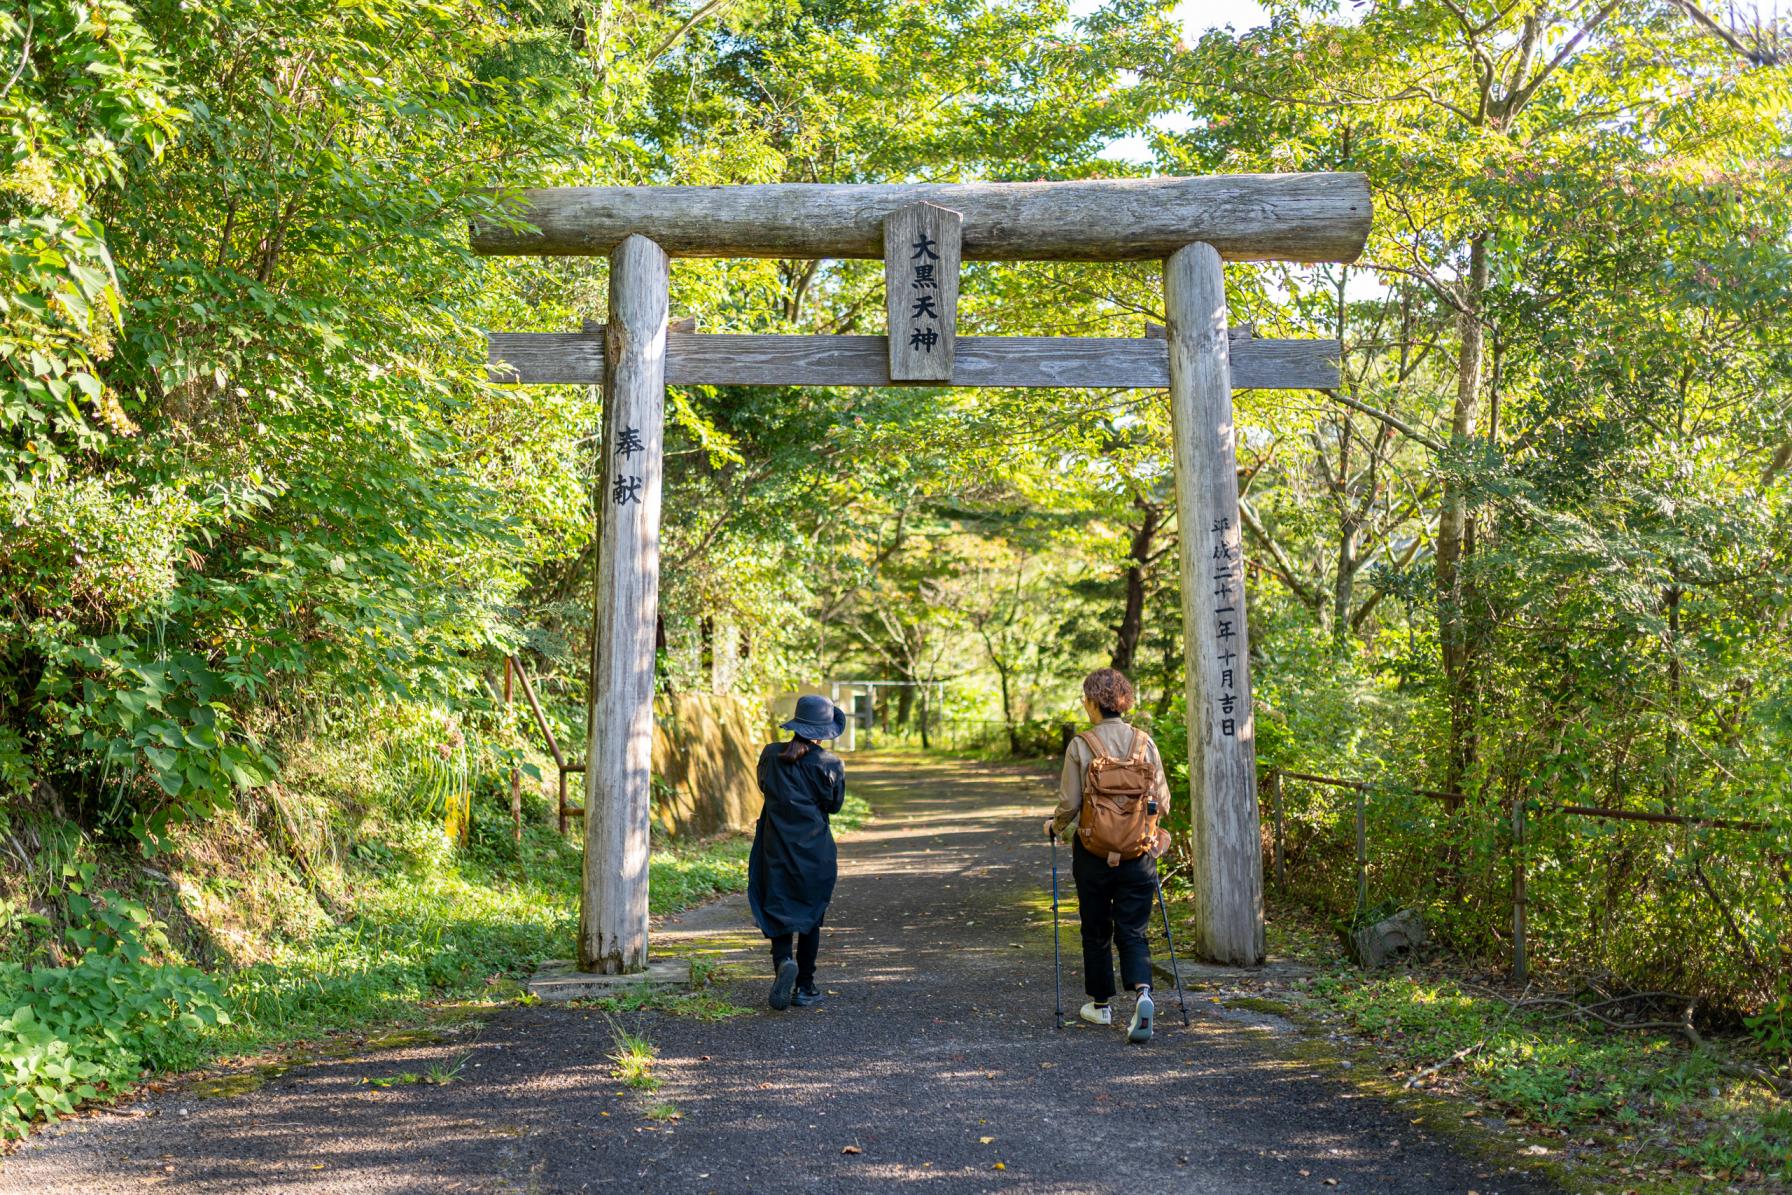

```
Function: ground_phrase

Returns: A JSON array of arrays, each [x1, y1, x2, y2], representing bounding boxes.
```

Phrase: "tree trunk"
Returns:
[[995, 661, 1020, 755], [1332, 516, 1359, 652], [1112, 497, 1161, 672], [1436, 232, 1488, 798]]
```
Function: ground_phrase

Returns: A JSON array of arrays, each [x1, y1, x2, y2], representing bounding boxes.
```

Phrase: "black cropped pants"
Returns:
[[769, 929, 820, 986], [1070, 839, 1156, 1001]]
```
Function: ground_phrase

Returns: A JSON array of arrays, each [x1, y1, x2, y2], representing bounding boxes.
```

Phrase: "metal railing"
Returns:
[[503, 656, 586, 835]]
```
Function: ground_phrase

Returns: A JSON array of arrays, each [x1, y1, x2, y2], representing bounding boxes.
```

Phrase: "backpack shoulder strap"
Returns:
[[1076, 729, 1108, 762], [1125, 725, 1149, 764]]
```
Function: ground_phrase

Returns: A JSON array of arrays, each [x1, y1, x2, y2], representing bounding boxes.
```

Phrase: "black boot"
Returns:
[[792, 982, 825, 1007], [769, 958, 798, 1010]]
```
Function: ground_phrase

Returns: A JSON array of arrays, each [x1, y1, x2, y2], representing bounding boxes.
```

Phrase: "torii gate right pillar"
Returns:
[[1166, 242, 1265, 966]]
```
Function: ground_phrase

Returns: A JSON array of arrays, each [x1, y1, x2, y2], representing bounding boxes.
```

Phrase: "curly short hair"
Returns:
[[1082, 668, 1136, 715]]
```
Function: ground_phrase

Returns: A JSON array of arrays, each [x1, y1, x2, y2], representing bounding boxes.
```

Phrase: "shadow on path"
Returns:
[[1, 751, 1555, 1194]]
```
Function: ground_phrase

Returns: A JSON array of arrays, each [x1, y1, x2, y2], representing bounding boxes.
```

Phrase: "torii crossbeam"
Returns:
[[473, 173, 1372, 973]]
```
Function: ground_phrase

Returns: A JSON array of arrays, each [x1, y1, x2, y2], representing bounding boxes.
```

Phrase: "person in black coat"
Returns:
[[749, 694, 847, 1010]]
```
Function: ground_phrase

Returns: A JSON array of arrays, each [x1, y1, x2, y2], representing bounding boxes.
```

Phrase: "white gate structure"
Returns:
[[474, 174, 1372, 972]]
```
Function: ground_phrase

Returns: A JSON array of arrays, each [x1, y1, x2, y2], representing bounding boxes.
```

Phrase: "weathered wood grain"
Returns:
[[1165, 241, 1265, 967], [586, 317, 696, 334], [884, 202, 961, 381], [578, 234, 668, 976], [470, 174, 1372, 263], [1146, 321, 1255, 341], [487, 330, 1340, 391]]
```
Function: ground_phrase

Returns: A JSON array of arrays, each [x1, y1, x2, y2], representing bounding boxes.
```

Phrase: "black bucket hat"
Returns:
[[782, 694, 847, 741]]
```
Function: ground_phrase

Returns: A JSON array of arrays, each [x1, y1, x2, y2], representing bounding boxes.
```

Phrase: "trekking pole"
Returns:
[[1050, 833, 1063, 1029], [1152, 875, 1190, 1027]]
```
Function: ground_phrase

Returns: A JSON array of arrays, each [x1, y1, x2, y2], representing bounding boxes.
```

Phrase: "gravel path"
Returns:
[[1, 752, 1554, 1194]]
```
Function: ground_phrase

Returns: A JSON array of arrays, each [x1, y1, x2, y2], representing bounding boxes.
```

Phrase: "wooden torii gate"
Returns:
[[473, 174, 1372, 972]]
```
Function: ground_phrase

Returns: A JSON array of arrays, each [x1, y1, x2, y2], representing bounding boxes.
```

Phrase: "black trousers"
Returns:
[[1071, 840, 1156, 1001], [769, 929, 820, 985]]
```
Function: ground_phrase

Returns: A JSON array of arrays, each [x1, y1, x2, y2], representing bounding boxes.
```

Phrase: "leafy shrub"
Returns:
[[1306, 969, 1792, 1182], [1744, 983, 1792, 1062], [1008, 717, 1075, 759], [40, 637, 275, 845], [0, 477, 200, 624], [0, 883, 227, 1139]]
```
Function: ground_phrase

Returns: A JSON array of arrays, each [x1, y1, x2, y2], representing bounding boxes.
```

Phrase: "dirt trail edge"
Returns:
[[1, 751, 1555, 1194]]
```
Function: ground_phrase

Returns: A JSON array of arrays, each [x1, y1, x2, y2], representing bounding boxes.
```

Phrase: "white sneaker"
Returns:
[[1127, 989, 1155, 1043], [1079, 1001, 1112, 1026]]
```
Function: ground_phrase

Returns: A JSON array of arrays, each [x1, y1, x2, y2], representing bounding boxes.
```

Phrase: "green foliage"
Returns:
[[217, 818, 581, 1041], [0, 865, 227, 1140], [1744, 986, 1792, 1060], [0, 0, 599, 846], [1, 0, 181, 470], [0, 476, 199, 622], [209, 796, 758, 1043], [833, 792, 873, 832], [647, 837, 751, 918], [1302, 970, 1792, 1184]]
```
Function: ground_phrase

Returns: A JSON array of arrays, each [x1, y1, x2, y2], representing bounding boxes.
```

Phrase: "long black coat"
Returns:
[[748, 742, 846, 938]]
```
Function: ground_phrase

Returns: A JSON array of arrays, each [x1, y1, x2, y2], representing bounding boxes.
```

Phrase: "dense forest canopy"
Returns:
[[3, 0, 1789, 1014]]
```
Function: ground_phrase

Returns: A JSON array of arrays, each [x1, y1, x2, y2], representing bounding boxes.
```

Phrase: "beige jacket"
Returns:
[[1050, 716, 1172, 845]]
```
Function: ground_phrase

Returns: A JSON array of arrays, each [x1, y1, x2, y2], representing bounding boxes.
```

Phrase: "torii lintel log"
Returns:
[[469, 174, 1371, 264], [486, 329, 1340, 391]]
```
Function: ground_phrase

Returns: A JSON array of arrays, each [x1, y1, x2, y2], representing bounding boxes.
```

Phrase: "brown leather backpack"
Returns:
[[1076, 726, 1162, 866]]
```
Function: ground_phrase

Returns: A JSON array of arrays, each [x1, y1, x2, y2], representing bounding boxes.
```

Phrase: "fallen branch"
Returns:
[[1404, 1039, 1486, 1088], [1508, 991, 1686, 1024]]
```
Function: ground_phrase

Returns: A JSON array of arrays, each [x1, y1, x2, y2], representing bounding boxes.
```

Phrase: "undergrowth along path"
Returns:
[[1, 751, 1555, 1194]]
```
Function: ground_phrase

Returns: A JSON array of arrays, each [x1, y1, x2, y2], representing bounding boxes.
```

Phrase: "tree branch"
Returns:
[[1239, 499, 1324, 611], [1668, 0, 1786, 65], [647, 0, 735, 65], [0, 9, 32, 103], [1322, 389, 1446, 454], [1505, 2, 1620, 116]]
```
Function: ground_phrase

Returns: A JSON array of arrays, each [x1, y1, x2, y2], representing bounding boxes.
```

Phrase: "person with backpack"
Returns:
[[750, 694, 848, 1011], [1044, 668, 1173, 1043]]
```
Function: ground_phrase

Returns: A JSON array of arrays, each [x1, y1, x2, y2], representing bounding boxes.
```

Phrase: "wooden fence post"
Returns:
[[1512, 798, 1528, 984], [578, 234, 669, 975], [1271, 769, 1286, 892], [1165, 241, 1265, 966], [1354, 784, 1368, 914]]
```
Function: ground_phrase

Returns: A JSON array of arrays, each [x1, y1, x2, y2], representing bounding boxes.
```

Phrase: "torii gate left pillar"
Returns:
[[578, 234, 667, 973]]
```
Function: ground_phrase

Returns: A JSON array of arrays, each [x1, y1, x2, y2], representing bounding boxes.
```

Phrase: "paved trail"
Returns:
[[3, 752, 1552, 1194]]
